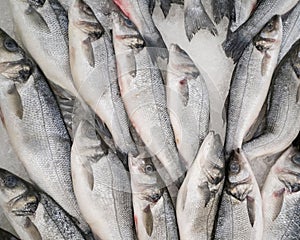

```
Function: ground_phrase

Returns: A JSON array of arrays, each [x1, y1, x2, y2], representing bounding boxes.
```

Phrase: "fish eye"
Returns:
[[266, 21, 274, 32], [292, 154, 300, 165], [150, 192, 161, 202], [4, 37, 18, 52], [4, 175, 17, 189], [145, 164, 155, 174], [229, 161, 240, 174], [125, 18, 133, 27]]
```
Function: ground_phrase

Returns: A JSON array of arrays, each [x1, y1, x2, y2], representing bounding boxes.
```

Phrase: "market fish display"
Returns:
[[167, 43, 209, 167], [113, 12, 185, 185], [243, 38, 300, 161], [8, 0, 78, 96], [71, 120, 136, 240], [176, 132, 225, 240], [0, 29, 89, 234], [69, 0, 137, 156], [225, 15, 282, 155], [0, 168, 87, 240]]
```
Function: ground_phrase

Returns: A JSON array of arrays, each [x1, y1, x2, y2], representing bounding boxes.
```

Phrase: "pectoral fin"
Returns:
[[271, 188, 285, 221], [7, 84, 23, 119], [25, 7, 50, 33], [82, 38, 95, 67], [246, 196, 255, 226], [142, 205, 153, 236]]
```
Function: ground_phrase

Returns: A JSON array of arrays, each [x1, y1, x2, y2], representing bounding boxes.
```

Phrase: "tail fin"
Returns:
[[160, 0, 172, 17]]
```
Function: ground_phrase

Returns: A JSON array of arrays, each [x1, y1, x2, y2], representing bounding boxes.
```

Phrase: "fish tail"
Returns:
[[222, 31, 248, 62], [144, 32, 169, 60], [211, 0, 233, 24], [160, 0, 171, 18]]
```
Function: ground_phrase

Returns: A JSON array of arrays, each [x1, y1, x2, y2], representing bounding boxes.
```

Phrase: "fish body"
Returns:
[[0, 29, 89, 233], [184, 0, 218, 41], [69, 0, 137, 155], [214, 149, 263, 240], [71, 120, 137, 240], [223, 0, 298, 62], [176, 132, 225, 240], [0, 169, 86, 240], [8, 0, 78, 96], [211, 0, 233, 24], [262, 146, 300, 239], [129, 154, 179, 240], [166, 43, 209, 167], [243, 38, 300, 160], [0, 228, 19, 240], [113, 13, 185, 185], [278, 1, 300, 62], [225, 15, 282, 155]]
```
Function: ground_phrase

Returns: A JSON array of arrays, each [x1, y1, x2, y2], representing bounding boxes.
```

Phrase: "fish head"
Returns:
[[226, 149, 253, 201], [199, 131, 225, 185], [69, 0, 104, 41], [112, 12, 144, 49], [254, 15, 282, 52], [0, 29, 32, 83]]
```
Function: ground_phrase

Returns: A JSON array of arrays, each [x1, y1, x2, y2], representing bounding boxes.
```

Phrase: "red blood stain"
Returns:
[[179, 79, 187, 85], [113, 0, 131, 18], [134, 214, 138, 231]]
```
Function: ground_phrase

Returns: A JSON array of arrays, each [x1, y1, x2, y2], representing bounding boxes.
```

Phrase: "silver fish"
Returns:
[[243, 38, 300, 160], [214, 149, 263, 240], [278, 1, 300, 62], [0, 228, 19, 240], [225, 15, 282, 156], [262, 146, 300, 239], [69, 0, 137, 156], [184, 0, 218, 41], [8, 0, 78, 96], [112, 13, 185, 185], [223, 0, 298, 62], [0, 169, 87, 240], [129, 153, 179, 240], [166, 43, 209, 168], [211, 0, 234, 24], [71, 120, 137, 240], [0, 29, 89, 234], [176, 132, 225, 240]]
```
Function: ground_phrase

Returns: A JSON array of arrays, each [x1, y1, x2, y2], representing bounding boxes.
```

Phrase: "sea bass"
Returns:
[[214, 149, 263, 240], [129, 153, 179, 240], [225, 15, 282, 156], [0, 169, 87, 240], [69, 0, 137, 156], [262, 146, 300, 239], [243, 38, 300, 161], [176, 132, 225, 240], [8, 0, 78, 96], [223, 0, 298, 62], [166, 43, 209, 168], [71, 120, 137, 240], [112, 13, 185, 185], [0, 29, 89, 233]]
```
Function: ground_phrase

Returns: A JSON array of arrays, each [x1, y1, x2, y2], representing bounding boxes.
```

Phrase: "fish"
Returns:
[[176, 131, 225, 240], [129, 153, 179, 240], [0, 228, 19, 240], [222, 0, 298, 62], [71, 120, 136, 240], [261, 146, 300, 239], [184, 0, 218, 41], [278, 1, 300, 62], [166, 43, 209, 168], [160, 0, 172, 17], [243, 38, 300, 161], [225, 15, 282, 156], [0, 29, 89, 234], [230, 0, 257, 32], [211, 0, 234, 24], [8, 0, 78, 96], [214, 149, 263, 240], [0, 168, 87, 240], [112, 13, 185, 186], [69, 0, 137, 156]]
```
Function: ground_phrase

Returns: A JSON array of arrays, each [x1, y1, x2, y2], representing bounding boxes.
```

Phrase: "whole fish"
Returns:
[[166, 43, 209, 168], [214, 149, 263, 240], [262, 146, 300, 239], [0, 29, 89, 234], [184, 0, 218, 41], [278, 1, 300, 62], [176, 132, 225, 240], [129, 153, 179, 240], [222, 0, 298, 62], [225, 15, 282, 156], [230, 0, 257, 32], [0, 228, 19, 240], [211, 0, 233, 24], [243, 38, 300, 161], [69, 0, 137, 156], [0, 169, 87, 240], [71, 120, 137, 240], [8, 0, 78, 96], [112, 13, 185, 185]]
